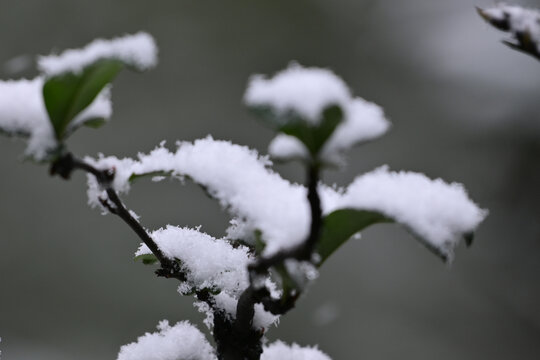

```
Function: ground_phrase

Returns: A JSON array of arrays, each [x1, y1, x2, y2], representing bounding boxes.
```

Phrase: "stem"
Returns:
[[227, 163, 323, 358], [249, 164, 322, 274], [50, 152, 182, 280], [50, 152, 235, 357]]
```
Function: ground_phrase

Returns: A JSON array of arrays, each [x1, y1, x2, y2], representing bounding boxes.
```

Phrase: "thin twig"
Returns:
[[50, 152, 183, 280]]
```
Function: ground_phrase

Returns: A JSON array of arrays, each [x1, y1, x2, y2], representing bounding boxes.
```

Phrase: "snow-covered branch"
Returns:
[[478, 4, 540, 60]]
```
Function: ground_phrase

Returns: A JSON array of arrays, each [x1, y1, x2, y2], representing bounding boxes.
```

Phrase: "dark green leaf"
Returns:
[[81, 117, 107, 129], [249, 104, 343, 157], [317, 209, 390, 266], [43, 59, 123, 140], [134, 253, 159, 265], [318, 207, 476, 265], [275, 263, 299, 297], [253, 229, 266, 256]]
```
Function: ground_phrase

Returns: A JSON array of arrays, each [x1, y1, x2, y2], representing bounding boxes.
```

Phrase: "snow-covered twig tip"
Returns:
[[478, 4, 540, 59]]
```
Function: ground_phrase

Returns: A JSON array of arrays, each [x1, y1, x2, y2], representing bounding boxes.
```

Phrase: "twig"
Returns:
[[234, 164, 323, 335], [50, 152, 183, 280]]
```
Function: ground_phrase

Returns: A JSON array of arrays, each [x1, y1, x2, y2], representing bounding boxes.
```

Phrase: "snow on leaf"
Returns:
[[262, 341, 332, 360], [0, 77, 110, 161], [38, 32, 158, 76], [86, 139, 486, 263], [246, 64, 390, 164], [116, 320, 217, 360], [478, 4, 540, 59], [40, 33, 156, 140], [135, 226, 252, 296], [325, 166, 487, 262], [42, 59, 120, 139], [244, 63, 350, 125]]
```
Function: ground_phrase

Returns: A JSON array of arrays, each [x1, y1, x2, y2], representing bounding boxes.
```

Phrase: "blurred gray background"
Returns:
[[1, 0, 540, 359]]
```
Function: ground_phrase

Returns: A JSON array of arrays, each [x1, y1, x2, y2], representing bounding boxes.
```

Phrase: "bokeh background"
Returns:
[[1, 0, 540, 359]]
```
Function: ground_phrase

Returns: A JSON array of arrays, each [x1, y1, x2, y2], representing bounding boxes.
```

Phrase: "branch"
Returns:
[[249, 164, 322, 274], [49, 152, 184, 281], [233, 164, 323, 335]]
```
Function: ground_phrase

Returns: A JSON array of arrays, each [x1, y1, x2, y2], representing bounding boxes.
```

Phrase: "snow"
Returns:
[[320, 97, 390, 164], [331, 166, 488, 260], [262, 341, 332, 360], [244, 63, 351, 125], [210, 292, 279, 329], [1, 33, 151, 160], [0, 78, 56, 160], [268, 134, 309, 162], [116, 320, 216, 360], [38, 32, 158, 76], [86, 138, 485, 261], [86, 137, 311, 257], [136, 226, 252, 295], [480, 4, 540, 52], [246, 64, 390, 163], [268, 97, 390, 165], [135, 226, 280, 329], [0, 77, 112, 160], [69, 86, 112, 131]]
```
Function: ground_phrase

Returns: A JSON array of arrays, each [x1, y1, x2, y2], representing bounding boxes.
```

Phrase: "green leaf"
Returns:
[[250, 104, 343, 157], [134, 253, 159, 265], [253, 229, 266, 256], [81, 117, 107, 129], [43, 59, 123, 140], [318, 208, 477, 265], [317, 209, 390, 266]]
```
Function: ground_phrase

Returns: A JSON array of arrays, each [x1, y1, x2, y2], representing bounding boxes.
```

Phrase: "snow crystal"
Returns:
[[332, 166, 487, 260], [136, 226, 252, 295], [117, 320, 216, 360], [87, 138, 485, 260], [480, 4, 540, 52], [244, 63, 351, 125], [262, 341, 332, 360], [38, 32, 158, 76], [0, 78, 111, 160]]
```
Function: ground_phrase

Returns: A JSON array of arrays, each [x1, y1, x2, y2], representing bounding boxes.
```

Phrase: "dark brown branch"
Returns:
[[231, 163, 323, 352], [249, 164, 322, 274], [50, 152, 183, 280], [50, 152, 239, 358]]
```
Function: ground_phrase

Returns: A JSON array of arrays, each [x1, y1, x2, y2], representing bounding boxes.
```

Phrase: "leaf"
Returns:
[[253, 229, 266, 256], [81, 117, 107, 129], [43, 59, 123, 140], [250, 104, 343, 157], [318, 208, 478, 265], [317, 209, 390, 266], [134, 253, 159, 265]]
